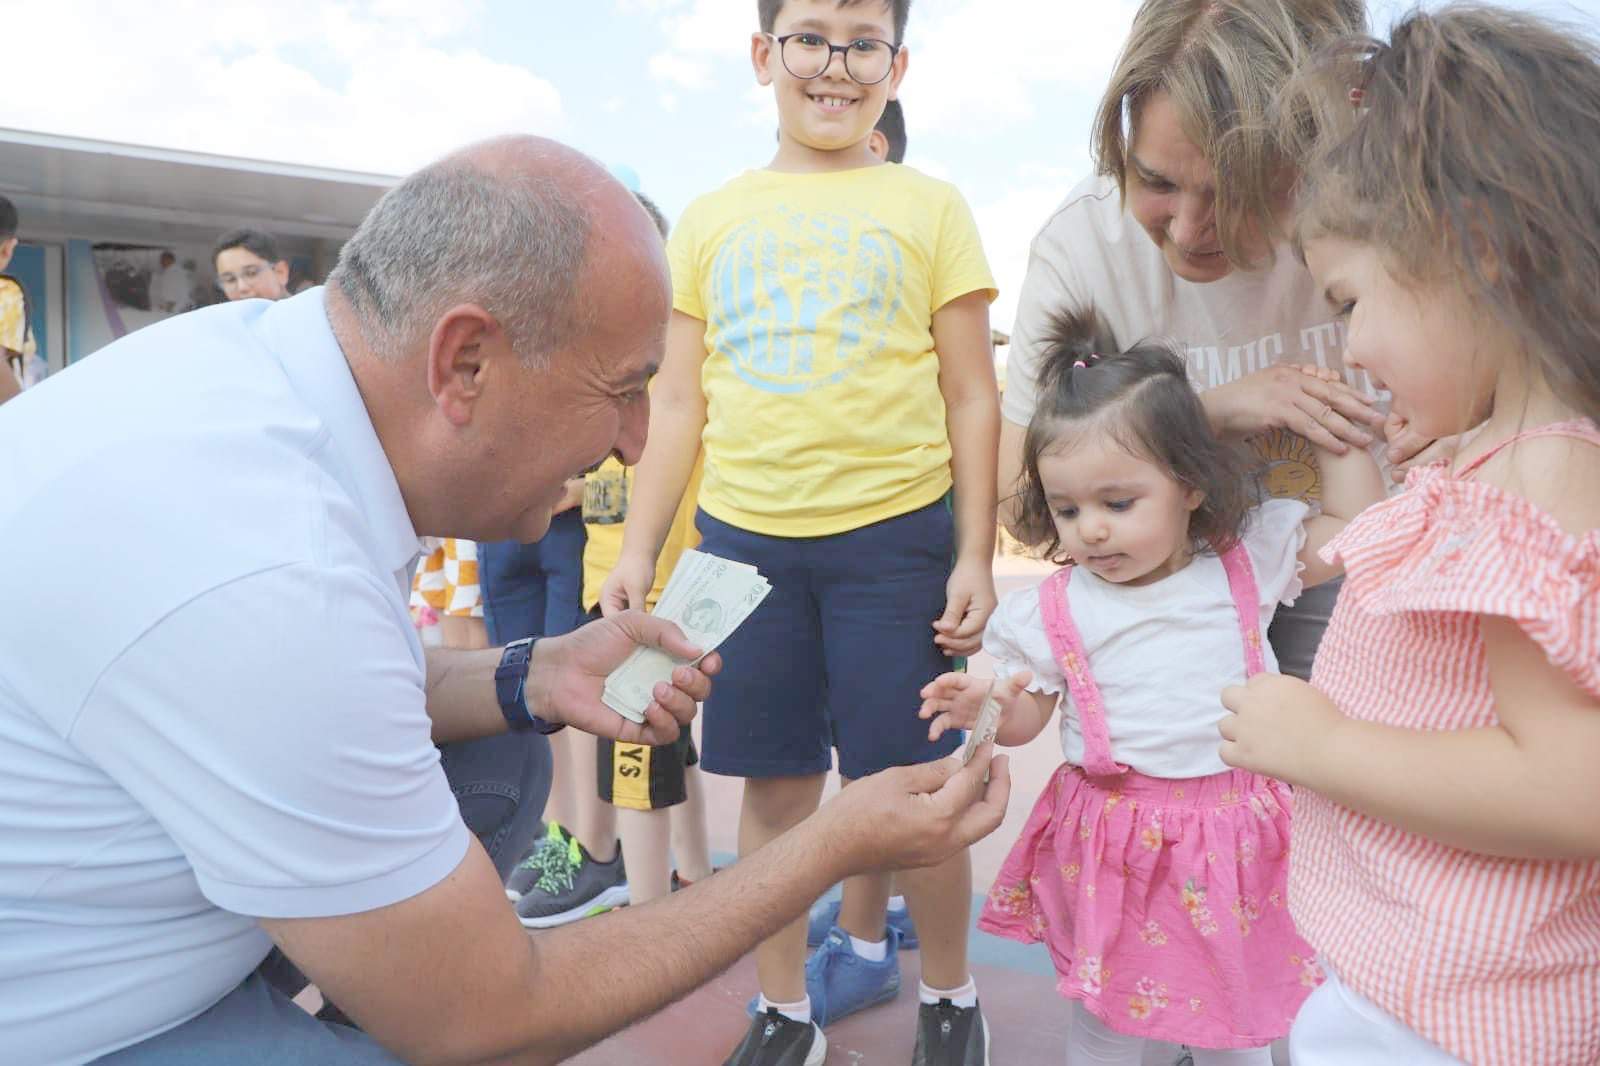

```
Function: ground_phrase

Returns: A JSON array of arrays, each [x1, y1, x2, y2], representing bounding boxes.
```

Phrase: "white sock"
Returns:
[[848, 934, 888, 962], [757, 994, 812, 1025], [920, 977, 978, 1009], [887, 894, 908, 913]]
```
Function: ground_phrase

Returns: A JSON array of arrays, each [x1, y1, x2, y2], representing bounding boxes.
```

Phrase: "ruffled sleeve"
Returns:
[[1242, 498, 1310, 607], [983, 583, 1068, 697], [1323, 468, 1600, 698]]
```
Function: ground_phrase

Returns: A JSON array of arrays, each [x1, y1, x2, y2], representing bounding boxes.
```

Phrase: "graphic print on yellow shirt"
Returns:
[[581, 456, 705, 612], [670, 165, 996, 538]]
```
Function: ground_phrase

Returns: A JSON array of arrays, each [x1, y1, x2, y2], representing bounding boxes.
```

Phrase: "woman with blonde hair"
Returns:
[[1001, 0, 1391, 682]]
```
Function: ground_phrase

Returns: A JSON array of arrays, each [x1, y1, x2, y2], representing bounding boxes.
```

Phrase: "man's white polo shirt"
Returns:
[[0, 289, 470, 1065]]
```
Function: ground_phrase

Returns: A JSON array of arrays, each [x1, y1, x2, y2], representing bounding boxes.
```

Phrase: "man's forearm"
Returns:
[[511, 814, 849, 1062], [422, 645, 506, 744]]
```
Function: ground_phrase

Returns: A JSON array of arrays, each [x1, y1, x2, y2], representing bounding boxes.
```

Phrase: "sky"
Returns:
[[3, 0, 1597, 332]]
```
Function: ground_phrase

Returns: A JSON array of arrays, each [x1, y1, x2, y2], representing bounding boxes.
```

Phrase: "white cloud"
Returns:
[[973, 176, 1076, 334], [900, 0, 1139, 136], [649, 52, 714, 89], [0, 0, 564, 175]]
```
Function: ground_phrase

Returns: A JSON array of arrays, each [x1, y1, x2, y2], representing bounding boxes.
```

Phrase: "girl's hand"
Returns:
[[920, 671, 1032, 742], [1205, 364, 1382, 454], [1218, 673, 1344, 785], [1383, 412, 1462, 486], [934, 556, 997, 657]]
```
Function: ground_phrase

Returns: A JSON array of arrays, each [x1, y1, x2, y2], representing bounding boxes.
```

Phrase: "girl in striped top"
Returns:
[[1219, 8, 1600, 1064]]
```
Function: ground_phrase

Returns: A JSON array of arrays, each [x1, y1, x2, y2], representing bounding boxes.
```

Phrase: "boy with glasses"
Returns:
[[601, 3, 999, 1063], [213, 228, 292, 302]]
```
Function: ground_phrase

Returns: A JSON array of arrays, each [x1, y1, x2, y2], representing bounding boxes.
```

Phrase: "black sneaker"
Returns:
[[912, 998, 989, 1066], [513, 829, 628, 928], [722, 1009, 826, 1066], [505, 822, 573, 901]]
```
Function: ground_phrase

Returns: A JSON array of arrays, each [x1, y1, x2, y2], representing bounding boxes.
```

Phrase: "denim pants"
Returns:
[[104, 729, 553, 1062]]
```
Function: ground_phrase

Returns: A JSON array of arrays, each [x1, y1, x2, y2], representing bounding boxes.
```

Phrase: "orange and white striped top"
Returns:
[[1291, 420, 1600, 1066]]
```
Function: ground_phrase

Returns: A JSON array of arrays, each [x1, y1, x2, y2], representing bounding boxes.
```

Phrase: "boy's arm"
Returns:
[[1298, 439, 1385, 586], [932, 290, 1000, 656], [606, 310, 709, 611]]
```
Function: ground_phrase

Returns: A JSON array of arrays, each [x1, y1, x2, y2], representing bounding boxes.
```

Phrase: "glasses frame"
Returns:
[[766, 31, 901, 87]]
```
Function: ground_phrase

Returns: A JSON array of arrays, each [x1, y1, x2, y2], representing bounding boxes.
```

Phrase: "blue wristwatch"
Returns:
[[495, 638, 564, 734]]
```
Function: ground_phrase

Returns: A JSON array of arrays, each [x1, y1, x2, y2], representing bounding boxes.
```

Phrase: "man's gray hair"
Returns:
[[330, 157, 593, 366]]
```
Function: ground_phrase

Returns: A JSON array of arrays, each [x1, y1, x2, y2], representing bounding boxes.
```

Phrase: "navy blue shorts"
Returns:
[[694, 499, 962, 780]]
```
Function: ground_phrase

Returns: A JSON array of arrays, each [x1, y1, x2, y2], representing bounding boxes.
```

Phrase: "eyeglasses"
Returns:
[[767, 32, 899, 86], [217, 264, 271, 291]]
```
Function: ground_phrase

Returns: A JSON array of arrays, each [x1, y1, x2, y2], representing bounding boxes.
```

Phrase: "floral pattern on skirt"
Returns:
[[978, 763, 1320, 1049]]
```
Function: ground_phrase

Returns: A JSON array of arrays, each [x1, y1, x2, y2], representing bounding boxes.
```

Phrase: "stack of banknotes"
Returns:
[[603, 550, 772, 723]]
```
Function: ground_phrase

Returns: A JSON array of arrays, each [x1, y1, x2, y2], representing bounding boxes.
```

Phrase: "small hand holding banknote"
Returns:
[[918, 671, 1036, 750], [602, 550, 772, 724], [523, 614, 721, 746]]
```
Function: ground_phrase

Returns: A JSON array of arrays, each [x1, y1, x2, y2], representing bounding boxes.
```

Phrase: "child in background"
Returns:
[[921, 309, 1382, 1066], [602, 2, 1000, 1062], [584, 192, 717, 909], [1219, 9, 1600, 1064]]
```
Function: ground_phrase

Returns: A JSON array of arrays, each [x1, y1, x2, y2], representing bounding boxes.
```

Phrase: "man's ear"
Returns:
[[426, 304, 501, 427]]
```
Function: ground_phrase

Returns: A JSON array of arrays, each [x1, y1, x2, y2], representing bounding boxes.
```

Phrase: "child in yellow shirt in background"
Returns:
[[584, 451, 715, 903]]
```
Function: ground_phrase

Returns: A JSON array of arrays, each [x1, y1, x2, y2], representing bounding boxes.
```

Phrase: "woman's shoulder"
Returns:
[[1032, 173, 1140, 252]]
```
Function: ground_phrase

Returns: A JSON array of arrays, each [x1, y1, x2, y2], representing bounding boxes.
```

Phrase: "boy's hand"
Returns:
[[920, 671, 1031, 742], [1219, 673, 1343, 786], [934, 557, 996, 657], [599, 552, 657, 617]]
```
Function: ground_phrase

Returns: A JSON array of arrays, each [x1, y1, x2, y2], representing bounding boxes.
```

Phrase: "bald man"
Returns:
[[0, 136, 1010, 1065]]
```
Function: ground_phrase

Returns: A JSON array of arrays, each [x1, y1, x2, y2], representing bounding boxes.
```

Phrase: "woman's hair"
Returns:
[[1279, 4, 1600, 423], [1094, 0, 1366, 268], [1010, 307, 1257, 565]]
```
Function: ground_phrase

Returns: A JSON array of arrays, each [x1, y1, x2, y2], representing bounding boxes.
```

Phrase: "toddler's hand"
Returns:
[[1219, 673, 1343, 786], [919, 671, 1032, 742]]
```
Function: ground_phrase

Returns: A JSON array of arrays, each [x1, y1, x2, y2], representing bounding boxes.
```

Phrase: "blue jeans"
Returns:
[[125, 727, 555, 1058], [99, 974, 405, 1064], [479, 508, 588, 646]]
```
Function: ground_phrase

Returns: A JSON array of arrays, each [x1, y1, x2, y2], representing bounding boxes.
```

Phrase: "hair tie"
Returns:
[[1073, 359, 1090, 369]]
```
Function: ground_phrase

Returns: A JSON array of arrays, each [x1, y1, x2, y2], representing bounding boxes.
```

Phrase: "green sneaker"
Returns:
[[513, 830, 628, 928], [505, 822, 573, 902]]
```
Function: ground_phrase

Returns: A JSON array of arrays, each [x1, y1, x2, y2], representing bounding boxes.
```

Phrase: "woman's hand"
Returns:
[[1204, 364, 1383, 454]]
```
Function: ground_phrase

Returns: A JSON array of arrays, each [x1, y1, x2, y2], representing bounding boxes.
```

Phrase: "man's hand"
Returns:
[[816, 749, 1011, 874], [526, 613, 720, 745], [1219, 673, 1343, 786], [1205, 364, 1382, 454], [598, 552, 657, 616], [933, 556, 997, 657]]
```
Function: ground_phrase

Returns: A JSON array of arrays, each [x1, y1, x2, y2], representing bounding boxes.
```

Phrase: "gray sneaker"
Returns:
[[723, 1009, 825, 1066], [513, 829, 628, 928], [505, 822, 572, 901], [913, 998, 989, 1066]]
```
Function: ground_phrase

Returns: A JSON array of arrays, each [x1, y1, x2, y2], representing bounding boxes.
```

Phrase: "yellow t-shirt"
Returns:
[[581, 455, 705, 612], [669, 164, 996, 537]]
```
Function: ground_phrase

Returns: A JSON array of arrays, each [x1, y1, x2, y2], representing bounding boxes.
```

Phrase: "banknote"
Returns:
[[603, 550, 771, 723], [961, 680, 1004, 766]]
